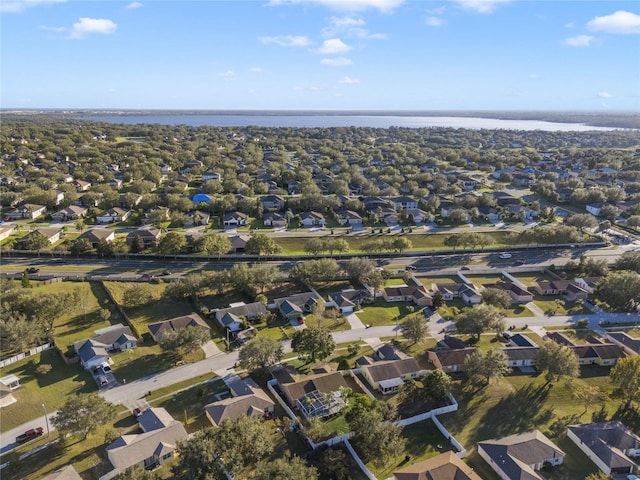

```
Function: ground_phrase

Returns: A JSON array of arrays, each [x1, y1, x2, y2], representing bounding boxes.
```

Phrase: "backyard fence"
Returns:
[[0, 342, 55, 368]]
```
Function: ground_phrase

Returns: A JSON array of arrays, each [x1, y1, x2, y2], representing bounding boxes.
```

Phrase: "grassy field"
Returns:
[[440, 366, 636, 480], [102, 281, 196, 337], [436, 298, 534, 320], [0, 349, 94, 432], [356, 299, 416, 327], [532, 296, 592, 316]]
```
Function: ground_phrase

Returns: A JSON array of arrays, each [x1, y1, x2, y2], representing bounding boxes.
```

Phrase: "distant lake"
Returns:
[[79, 114, 621, 131]]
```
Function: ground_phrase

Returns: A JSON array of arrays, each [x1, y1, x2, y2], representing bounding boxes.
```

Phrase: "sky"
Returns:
[[1, 0, 639, 111]]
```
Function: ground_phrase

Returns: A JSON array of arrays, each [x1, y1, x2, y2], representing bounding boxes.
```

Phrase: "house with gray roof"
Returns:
[[77, 228, 115, 248], [393, 451, 483, 480], [273, 292, 321, 320], [606, 332, 640, 356], [359, 356, 427, 394], [204, 378, 274, 427], [105, 408, 187, 476], [148, 313, 210, 342], [478, 430, 565, 480], [73, 325, 137, 370], [567, 421, 640, 476]]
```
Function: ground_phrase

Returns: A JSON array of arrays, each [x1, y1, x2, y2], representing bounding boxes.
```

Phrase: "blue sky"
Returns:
[[2, 0, 639, 110]]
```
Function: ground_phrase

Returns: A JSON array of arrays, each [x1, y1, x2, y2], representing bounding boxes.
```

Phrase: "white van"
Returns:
[[499, 253, 512, 259]]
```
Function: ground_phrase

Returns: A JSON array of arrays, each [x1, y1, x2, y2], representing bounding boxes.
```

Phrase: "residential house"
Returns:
[[0, 374, 21, 393], [53, 190, 65, 206], [6, 203, 46, 220], [0, 225, 16, 242], [15, 227, 62, 247], [73, 180, 92, 192], [336, 210, 363, 226], [216, 312, 244, 333], [105, 408, 187, 476], [77, 228, 115, 248], [606, 332, 640, 356], [263, 211, 287, 228], [404, 208, 432, 224], [327, 289, 372, 314], [223, 211, 248, 227], [431, 283, 482, 305], [391, 196, 418, 210], [260, 194, 285, 210], [428, 336, 477, 373], [74, 325, 137, 370], [202, 170, 222, 182], [273, 292, 322, 321], [508, 204, 539, 221], [358, 353, 427, 394], [500, 346, 539, 368], [96, 207, 131, 224], [571, 344, 624, 366], [229, 234, 250, 253], [108, 178, 123, 190], [504, 333, 538, 348], [214, 302, 267, 325], [492, 191, 521, 207], [148, 313, 210, 342], [126, 228, 162, 248], [567, 421, 640, 476], [51, 205, 88, 221], [204, 378, 274, 427], [273, 367, 351, 419], [300, 211, 325, 227], [184, 210, 210, 228], [574, 277, 601, 294], [382, 285, 433, 307], [477, 206, 503, 222], [440, 206, 470, 222], [393, 451, 483, 480], [533, 280, 573, 296], [483, 281, 533, 304], [564, 283, 590, 301], [41, 465, 83, 480], [586, 202, 607, 216], [477, 430, 565, 480], [117, 193, 142, 209]]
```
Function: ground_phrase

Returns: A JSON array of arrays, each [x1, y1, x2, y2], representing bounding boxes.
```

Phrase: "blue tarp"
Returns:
[[192, 194, 211, 203]]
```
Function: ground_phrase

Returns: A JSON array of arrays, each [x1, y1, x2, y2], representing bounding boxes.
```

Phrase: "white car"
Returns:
[[499, 253, 512, 259]]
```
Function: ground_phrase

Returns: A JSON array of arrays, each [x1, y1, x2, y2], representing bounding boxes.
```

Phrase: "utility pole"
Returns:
[[42, 403, 50, 437]]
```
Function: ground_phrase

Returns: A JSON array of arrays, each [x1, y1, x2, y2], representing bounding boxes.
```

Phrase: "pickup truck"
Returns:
[[16, 427, 44, 444]]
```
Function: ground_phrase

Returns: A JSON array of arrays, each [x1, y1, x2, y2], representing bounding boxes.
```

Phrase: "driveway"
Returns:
[[344, 312, 366, 329]]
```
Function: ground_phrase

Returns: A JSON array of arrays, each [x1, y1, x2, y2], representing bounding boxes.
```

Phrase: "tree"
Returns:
[[432, 290, 445, 310], [564, 213, 598, 231], [347, 401, 405, 467], [594, 271, 640, 311], [156, 232, 187, 255], [21, 271, 30, 288], [317, 447, 350, 480], [70, 238, 92, 256], [343, 257, 375, 283], [52, 393, 116, 440], [96, 238, 114, 256], [610, 356, 640, 407], [248, 264, 282, 293], [536, 341, 579, 383], [113, 466, 159, 480], [254, 456, 319, 480], [422, 369, 453, 401], [401, 313, 429, 345], [245, 233, 281, 256], [392, 237, 412, 253], [157, 326, 211, 356], [481, 288, 512, 310], [614, 251, 640, 273], [194, 234, 232, 256], [566, 381, 603, 414], [238, 336, 283, 372], [173, 429, 226, 480], [129, 234, 145, 253], [122, 283, 152, 307], [291, 327, 336, 362], [16, 232, 50, 250], [304, 237, 325, 256], [213, 416, 274, 474], [455, 304, 505, 341], [464, 349, 510, 385]]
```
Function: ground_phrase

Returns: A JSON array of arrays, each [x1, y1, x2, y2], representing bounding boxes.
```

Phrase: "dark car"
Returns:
[[16, 427, 44, 444], [141, 273, 154, 280], [405, 265, 417, 271], [26, 267, 40, 274], [514, 259, 525, 266]]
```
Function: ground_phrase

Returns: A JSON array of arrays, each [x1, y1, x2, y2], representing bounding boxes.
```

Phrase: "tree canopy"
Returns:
[[291, 327, 336, 362], [52, 393, 116, 440], [238, 335, 283, 372]]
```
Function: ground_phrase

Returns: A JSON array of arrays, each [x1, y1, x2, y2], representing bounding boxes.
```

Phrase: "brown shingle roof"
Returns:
[[393, 451, 482, 480]]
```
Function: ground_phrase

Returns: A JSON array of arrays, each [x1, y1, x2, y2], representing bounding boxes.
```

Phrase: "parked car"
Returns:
[[298, 316, 305, 325], [141, 273, 154, 280], [405, 265, 417, 271], [26, 267, 40, 273], [100, 362, 112, 373], [159, 270, 171, 276], [514, 259, 525, 266], [133, 407, 142, 417], [98, 375, 109, 387], [499, 253, 512, 259], [16, 427, 44, 444]]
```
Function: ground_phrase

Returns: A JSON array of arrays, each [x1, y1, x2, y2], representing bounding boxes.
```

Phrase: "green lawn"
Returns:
[[0, 349, 94, 432], [356, 299, 416, 327], [108, 343, 200, 383], [532, 296, 592, 316]]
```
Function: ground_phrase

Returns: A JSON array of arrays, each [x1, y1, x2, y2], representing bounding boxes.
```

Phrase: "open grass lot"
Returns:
[[313, 280, 355, 297], [356, 298, 416, 327], [436, 296, 534, 319], [366, 419, 453, 480], [441, 366, 638, 480], [416, 275, 462, 286], [0, 349, 94, 432], [102, 281, 196, 336], [510, 272, 557, 285]]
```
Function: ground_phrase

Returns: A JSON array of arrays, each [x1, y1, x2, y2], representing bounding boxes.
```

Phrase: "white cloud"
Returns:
[[322, 15, 387, 39], [426, 6, 446, 15], [218, 70, 237, 79], [249, 67, 263, 73], [316, 38, 351, 54], [529, 73, 541, 79], [258, 35, 312, 47], [125, 2, 143, 9], [69, 18, 117, 39], [425, 16, 445, 27], [0, 0, 66, 13], [587, 11, 640, 35], [564, 35, 594, 47], [321, 57, 353, 66], [267, 0, 404, 13], [338, 76, 360, 84], [565, 22, 575, 29], [450, 0, 510, 14], [598, 92, 613, 98]]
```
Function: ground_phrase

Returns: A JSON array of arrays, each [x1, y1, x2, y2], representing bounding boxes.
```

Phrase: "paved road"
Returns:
[[0, 413, 56, 454]]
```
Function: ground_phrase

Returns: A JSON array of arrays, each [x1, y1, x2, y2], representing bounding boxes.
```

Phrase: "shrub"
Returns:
[[337, 359, 351, 370], [36, 364, 52, 376], [576, 318, 589, 328]]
